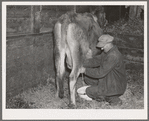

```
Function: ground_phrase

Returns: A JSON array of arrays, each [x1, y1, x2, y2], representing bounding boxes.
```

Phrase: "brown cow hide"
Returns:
[[58, 12, 103, 57]]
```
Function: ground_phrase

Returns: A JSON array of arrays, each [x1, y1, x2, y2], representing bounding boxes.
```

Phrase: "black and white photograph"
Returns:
[[2, 1, 148, 120]]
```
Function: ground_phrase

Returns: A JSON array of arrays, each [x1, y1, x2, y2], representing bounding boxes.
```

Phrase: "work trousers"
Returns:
[[84, 76, 122, 104]]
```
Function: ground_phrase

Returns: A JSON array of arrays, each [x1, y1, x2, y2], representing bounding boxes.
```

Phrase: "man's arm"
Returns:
[[85, 54, 118, 78], [83, 53, 104, 68]]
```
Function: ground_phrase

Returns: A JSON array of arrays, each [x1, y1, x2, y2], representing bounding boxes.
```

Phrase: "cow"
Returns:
[[54, 11, 105, 107]]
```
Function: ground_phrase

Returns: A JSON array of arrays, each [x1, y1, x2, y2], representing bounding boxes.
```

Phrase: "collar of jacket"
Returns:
[[104, 45, 117, 54]]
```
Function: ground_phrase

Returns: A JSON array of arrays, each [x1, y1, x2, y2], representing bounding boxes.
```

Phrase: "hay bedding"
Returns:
[[6, 70, 144, 109]]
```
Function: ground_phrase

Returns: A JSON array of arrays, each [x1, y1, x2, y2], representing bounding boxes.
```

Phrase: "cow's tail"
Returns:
[[54, 22, 67, 99]]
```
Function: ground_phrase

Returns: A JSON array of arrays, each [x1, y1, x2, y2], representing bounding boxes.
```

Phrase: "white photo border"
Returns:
[[2, 1, 148, 120]]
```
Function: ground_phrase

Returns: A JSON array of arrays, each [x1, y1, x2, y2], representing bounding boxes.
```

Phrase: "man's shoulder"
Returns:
[[108, 48, 122, 60]]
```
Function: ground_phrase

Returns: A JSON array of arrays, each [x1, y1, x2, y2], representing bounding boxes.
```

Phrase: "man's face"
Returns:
[[96, 45, 105, 52], [96, 41, 106, 50]]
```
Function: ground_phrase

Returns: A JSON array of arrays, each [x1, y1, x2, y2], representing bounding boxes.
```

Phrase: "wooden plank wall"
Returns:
[[6, 32, 55, 99]]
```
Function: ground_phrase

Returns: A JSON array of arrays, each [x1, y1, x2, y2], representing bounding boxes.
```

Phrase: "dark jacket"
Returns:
[[83, 46, 127, 96]]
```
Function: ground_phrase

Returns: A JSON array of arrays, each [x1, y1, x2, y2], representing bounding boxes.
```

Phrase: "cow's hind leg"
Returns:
[[55, 49, 66, 99], [68, 62, 80, 107], [67, 49, 81, 107], [67, 24, 82, 107], [54, 22, 66, 99]]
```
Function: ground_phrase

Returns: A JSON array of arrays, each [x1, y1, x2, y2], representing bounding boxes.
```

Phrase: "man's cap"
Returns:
[[96, 34, 114, 48]]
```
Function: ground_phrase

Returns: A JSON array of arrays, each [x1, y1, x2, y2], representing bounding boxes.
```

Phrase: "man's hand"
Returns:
[[86, 49, 92, 59], [80, 67, 86, 74]]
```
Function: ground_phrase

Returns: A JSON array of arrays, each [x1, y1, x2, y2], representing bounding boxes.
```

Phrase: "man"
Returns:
[[79, 34, 127, 106]]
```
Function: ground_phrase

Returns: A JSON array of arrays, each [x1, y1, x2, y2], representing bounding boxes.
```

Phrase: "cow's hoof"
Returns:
[[68, 103, 76, 109], [58, 91, 64, 99], [55, 92, 64, 99], [59, 93, 64, 99]]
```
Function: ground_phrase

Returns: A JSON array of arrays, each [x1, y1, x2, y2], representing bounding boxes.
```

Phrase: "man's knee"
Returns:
[[86, 86, 105, 101], [86, 86, 98, 98]]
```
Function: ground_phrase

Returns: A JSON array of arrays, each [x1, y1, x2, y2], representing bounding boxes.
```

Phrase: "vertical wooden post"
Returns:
[[30, 6, 41, 33], [129, 6, 137, 20], [74, 5, 76, 13], [30, 6, 34, 33], [136, 6, 143, 19], [40, 5, 42, 12]]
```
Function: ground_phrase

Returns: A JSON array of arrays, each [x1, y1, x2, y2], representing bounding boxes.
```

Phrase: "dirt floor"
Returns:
[[6, 61, 144, 109]]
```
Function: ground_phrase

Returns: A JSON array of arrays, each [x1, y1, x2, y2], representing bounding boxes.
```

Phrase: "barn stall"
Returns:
[[6, 5, 144, 109]]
